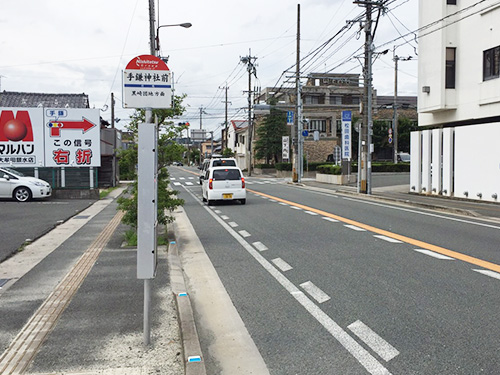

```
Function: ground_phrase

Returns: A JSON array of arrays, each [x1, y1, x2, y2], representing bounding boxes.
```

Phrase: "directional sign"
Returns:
[[48, 118, 96, 137], [287, 111, 294, 126], [123, 55, 172, 109]]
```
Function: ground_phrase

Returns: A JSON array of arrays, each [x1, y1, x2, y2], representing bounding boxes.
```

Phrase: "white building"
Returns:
[[223, 120, 249, 169], [413, 0, 500, 202]]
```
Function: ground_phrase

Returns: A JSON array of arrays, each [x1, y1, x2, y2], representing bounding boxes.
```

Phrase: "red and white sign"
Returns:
[[0, 107, 100, 167], [123, 54, 172, 109]]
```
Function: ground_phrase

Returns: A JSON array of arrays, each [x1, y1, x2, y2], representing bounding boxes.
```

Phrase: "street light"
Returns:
[[155, 22, 192, 52]]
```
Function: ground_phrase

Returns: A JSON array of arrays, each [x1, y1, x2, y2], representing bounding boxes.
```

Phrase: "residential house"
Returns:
[[221, 120, 249, 168]]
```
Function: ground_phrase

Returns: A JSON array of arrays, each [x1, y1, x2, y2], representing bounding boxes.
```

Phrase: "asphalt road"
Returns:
[[170, 167, 500, 375], [0, 197, 96, 262]]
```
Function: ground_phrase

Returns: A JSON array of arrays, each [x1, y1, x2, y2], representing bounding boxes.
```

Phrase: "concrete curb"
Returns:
[[167, 230, 206, 375]]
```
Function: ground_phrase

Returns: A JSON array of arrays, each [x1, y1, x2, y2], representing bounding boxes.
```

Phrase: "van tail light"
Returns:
[[209, 178, 213, 189], [241, 177, 245, 188]]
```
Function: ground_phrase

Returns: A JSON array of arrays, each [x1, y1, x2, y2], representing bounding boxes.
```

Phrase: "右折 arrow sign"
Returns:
[[48, 117, 96, 137]]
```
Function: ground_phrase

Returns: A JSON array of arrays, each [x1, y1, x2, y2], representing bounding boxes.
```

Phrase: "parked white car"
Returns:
[[0, 167, 52, 202], [202, 166, 246, 205]]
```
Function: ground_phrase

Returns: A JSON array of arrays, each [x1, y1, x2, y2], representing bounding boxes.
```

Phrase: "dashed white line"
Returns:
[[373, 235, 403, 243], [347, 320, 400, 362], [220, 215, 229, 220], [322, 217, 339, 223], [173, 182, 181, 186], [185, 182, 194, 186], [214, 210, 222, 214], [272, 258, 293, 272], [473, 269, 500, 280], [414, 249, 455, 260], [291, 206, 302, 211], [344, 224, 366, 232], [299, 281, 331, 304], [239, 230, 251, 238], [228, 222, 238, 228], [279, 202, 288, 206], [269, 199, 277, 202], [252, 241, 268, 252], [304, 211, 318, 216]]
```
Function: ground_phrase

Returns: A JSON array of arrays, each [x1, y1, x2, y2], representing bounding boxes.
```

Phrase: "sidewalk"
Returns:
[[0, 186, 183, 375]]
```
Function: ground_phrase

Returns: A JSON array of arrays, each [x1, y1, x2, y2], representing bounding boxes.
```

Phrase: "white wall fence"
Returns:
[[410, 123, 500, 203]]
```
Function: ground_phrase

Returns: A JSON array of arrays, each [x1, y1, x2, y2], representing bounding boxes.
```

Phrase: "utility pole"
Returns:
[[393, 51, 399, 164], [199, 106, 207, 162], [240, 51, 257, 176], [354, 0, 376, 195], [220, 85, 230, 151], [392, 51, 412, 164], [293, 4, 301, 183]]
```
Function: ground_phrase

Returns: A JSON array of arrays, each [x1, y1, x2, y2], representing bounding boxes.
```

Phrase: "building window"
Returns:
[[306, 120, 326, 132], [329, 95, 342, 105], [447, 0, 456, 4], [483, 46, 500, 81], [342, 95, 360, 105], [445, 47, 456, 89], [304, 95, 325, 105]]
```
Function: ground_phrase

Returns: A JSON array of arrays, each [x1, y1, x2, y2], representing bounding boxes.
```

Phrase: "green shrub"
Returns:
[[316, 164, 342, 175], [255, 163, 275, 169], [275, 162, 292, 171]]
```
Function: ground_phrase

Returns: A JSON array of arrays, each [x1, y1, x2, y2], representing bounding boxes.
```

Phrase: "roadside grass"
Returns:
[[99, 186, 118, 199]]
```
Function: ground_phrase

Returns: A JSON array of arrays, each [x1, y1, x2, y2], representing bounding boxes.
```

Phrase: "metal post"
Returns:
[[143, 279, 151, 345], [366, 9, 373, 195]]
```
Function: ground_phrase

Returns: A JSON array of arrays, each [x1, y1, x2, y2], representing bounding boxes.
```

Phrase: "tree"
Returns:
[[254, 101, 288, 164], [117, 95, 187, 230], [222, 148, 235, 157]]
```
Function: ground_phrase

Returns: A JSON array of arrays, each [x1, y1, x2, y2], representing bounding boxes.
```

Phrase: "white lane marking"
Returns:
[[171, 177, 176, 180], [252, 241, 268, 252], [183, 186, 393, 374], [414, 249, 455, 260], [341, 196, 500, 230], [180, 177, 186, 180], [228, 221, 239, 228], [373, 235, 403, 243], [261, 196, 269, 199], [188, 177, 194, 179], [322, 217, 339, 223], [291, 206, 302, 210], [345, 224, 366, 232], [269, 199, 277, 202], [186, 182, 194, 186], [473, 269, 500, 280], [279, 202, 288, 206], [304, 211, 319, 216], [221, 215, 229, 220], [173, 182, 181, 186], [347, 320, 400, 362], [239, 230, 251, 238], [299, 281, 331, 304], [214, 210, 222, 214], [272, 258, 293, 272]]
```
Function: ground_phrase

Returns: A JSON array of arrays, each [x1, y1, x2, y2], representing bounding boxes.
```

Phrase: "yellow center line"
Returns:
[[248, 188, 500, 274]]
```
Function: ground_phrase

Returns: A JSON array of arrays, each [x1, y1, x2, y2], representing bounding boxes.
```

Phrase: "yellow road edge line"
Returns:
[[249, 189, 500, 274]]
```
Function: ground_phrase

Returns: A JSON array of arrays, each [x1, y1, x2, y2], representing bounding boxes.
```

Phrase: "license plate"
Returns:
[[222, 193, 233, 199]]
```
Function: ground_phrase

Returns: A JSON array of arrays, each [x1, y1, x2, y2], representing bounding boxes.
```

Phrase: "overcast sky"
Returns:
[[0, 0, 418, 135]]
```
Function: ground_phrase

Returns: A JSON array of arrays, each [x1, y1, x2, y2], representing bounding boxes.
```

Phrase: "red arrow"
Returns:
[[49, 118, 96, 137]]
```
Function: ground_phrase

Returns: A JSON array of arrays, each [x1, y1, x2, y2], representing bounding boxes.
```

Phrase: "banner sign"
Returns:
[[341, 110, 352, 160], [0, 107, 101, 167], [282, 136, 290, 160]]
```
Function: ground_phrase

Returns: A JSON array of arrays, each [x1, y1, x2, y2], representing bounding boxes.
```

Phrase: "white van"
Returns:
[[202, 166, 246, 205]]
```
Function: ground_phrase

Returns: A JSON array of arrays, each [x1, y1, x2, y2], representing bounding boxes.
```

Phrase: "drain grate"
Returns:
[[74, 215, 90, 219], [0, 279, 10, 288]]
